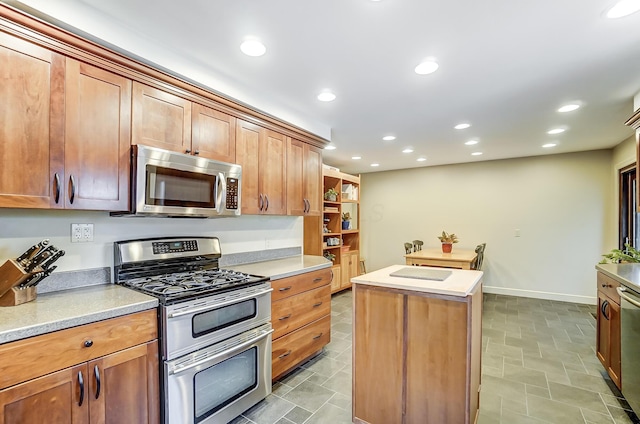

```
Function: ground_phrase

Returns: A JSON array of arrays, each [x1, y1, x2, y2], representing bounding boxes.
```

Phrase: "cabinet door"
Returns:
[[132, 82, 191, 153], [287, 138, 306, 216], [596, 291, 610, 369], [304, 143, 322, 216], [340, 251, 358, 289], [0, 364, 89, 424], [353, 285, 404, 424], [88, 341, 159, 424], [0, 32, 65, 209], [236, 119, 261, 214], [191, 103, 236, 162], [330, 265, 341, 293], [64, 59, 131, 211], [260, 129, 287, 215]]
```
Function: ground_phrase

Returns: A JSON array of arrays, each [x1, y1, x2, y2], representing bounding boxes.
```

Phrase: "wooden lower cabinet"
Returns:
[[353, 283, 482, 424], [596, 272, 621, 389], [271, 268, 332, 380], [337, 250, 359, 293], [0, 310, 159, 424]]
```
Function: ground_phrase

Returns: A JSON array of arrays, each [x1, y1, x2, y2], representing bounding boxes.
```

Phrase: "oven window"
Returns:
[[146, 165, 217, 208], [192, 299, 257, 337], [194, 346, 258, 422]]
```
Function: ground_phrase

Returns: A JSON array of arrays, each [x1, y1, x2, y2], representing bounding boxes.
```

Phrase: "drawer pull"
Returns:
[[313, 302, 323, 307], [278, 350, 292, 359], [78, 371, 85, 406], [279, 314, 292, 321], [313, 332, 323, 340], [313, 277, 323, 283], [84, 340, 93, 348], [279, 286, 292, 292]]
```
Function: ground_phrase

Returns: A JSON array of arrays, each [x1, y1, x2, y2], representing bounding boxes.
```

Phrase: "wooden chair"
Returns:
[[472, 243, 486, 270], [412, 240, 423, 252], [404, 242, 413, 254]]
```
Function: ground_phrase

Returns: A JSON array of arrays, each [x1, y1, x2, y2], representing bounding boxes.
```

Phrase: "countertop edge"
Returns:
[[231, 255, 332, 280]]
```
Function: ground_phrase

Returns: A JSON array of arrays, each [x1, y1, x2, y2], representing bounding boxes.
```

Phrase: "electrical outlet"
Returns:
[[71, 223, 94, 243], [515, 228, 521, 237]]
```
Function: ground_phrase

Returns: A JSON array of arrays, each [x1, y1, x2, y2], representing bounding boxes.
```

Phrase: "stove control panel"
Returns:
[[153, 240, 198, 254]]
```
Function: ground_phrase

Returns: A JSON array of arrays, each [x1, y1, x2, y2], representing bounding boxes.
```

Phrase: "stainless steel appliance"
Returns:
[[617, 284, 640, 414], [112, 145, 242, 218], [114, 237, 272, 424]]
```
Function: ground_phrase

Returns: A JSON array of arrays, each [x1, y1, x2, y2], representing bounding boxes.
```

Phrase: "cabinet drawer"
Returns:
[[598, 272, 621, 303], [272, 315, 331, 380], [272, 285, 331, 339], [271, 268, 331, 301], [0, 309, 157, 389]]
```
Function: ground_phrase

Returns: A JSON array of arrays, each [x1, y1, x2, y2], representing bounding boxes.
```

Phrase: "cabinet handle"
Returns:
[[313, 332, 323, 340], [313, 302, 323, 307], [279, 314, 292, 320], [304, 199, 309, 213], [313, 277, 323, 283], [185, 149, 192, 154], [265, 195, 269, 211], [259, 194, 264, 211], [194, 150, 200, 155], [78, 370, 85, 406], [69, 175, 76, 204], [278, 350, 292, 359], [602, 299, 610, 320], [84, 340, 93, 348], [94, 365, 101, 399], [53, 173, 61, 204], [278, 286, 292, 292]]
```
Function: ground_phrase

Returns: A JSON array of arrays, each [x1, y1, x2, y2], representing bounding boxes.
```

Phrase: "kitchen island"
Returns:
[[352, 264, 483, 424]]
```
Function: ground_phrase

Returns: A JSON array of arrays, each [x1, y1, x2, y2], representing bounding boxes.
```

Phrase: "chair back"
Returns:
[[472, 243, 486, 270], [404, 242, 413, 254], [412, 240, 423, 252]]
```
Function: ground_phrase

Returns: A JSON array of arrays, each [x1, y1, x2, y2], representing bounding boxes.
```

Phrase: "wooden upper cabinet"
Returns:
[[236, 119, 287, 215], [0, 31, 65, 209], [191, 103, 236, 163], [287, 138, 322, 216], [64, 59, 131, 211], [131, 82, 191, 153]]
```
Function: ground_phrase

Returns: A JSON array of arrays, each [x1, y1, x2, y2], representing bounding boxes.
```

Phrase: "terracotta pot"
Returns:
[[441, 242, 453, 253]]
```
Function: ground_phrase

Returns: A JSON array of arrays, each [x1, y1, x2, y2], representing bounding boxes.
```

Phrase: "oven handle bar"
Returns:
[[617, 286, 640, 308], [168, 288, 273, 318], [169, 328, 274, 375]]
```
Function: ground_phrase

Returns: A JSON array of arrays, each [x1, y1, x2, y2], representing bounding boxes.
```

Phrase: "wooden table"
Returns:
[[405, 248, 477, 270]]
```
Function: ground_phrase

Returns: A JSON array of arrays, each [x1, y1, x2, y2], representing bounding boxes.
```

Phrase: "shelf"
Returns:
[[323, 245, 341, 251], [342, 229, 359, 234], [323, 232, 341, 236], [323, 210, 340, 214], [323, 201, 340, 206], [342, 199, 359, 204]]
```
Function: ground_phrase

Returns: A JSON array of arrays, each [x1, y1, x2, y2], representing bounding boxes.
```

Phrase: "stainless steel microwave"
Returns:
[[112, 145, 241, 218]]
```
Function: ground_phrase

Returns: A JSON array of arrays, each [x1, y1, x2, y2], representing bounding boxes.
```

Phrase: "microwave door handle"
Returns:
[[216, 172, 225, 213], [169, 328, 274, 375]]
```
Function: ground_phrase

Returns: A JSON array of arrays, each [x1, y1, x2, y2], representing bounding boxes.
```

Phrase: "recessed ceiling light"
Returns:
[[454, 123, 471, 130], [240, 39, 266, 57], [382, 135, 396, 141], [324, 145, 336, 150], [317, 91, 336, 102], [414, 59, 439, 75], [465, 140, 479, 146], [606, 0, 640, 18], [471, 152, 483, 156], [557, 104, 580, 113], [542, 143, 557, 148], [352, 156, 362, 160], [371, 163, 380, 167], [402, 148, 414, 153], [547, 128, 566, 135], [417, 157, 427, 162]]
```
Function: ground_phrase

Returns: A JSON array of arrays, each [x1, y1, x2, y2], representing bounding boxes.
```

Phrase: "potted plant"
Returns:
[[437, 231, 459, 253], [342, 212, 351, 230], [600, 243, 640, 263], [324, 188, 339, 202], [324, 252, 336, 262]]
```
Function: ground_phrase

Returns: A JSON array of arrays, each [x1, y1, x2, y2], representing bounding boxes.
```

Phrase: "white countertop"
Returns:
[[351, 264, 483, 297], [231, 255, 331, 280]]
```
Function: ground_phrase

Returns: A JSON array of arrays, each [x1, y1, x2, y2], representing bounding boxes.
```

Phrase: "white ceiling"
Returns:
[[9, 0, 640, 174]]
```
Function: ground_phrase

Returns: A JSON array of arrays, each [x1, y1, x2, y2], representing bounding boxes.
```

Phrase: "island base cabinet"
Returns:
[[353, 283, 482, 424]]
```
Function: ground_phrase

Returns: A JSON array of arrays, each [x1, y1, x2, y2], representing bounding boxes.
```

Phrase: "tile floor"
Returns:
[[232, 290, 639, 424]]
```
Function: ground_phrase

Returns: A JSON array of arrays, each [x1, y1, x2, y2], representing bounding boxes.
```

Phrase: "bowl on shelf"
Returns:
[[341, 246, 350, 253]]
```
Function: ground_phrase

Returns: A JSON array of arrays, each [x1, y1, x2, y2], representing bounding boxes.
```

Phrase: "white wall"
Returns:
[[360, 150, 613, 304], [0, 209, 302, 273]]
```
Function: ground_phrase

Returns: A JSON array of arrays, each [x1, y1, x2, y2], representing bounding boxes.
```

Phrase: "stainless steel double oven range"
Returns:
[[114, 237, 272, 424]]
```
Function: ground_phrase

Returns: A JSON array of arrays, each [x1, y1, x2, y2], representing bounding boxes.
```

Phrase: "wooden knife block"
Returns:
[[0, 259, 37, 306]]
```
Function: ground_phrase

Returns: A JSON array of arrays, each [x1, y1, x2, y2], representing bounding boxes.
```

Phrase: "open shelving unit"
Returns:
[[304, 166, 361, 294]]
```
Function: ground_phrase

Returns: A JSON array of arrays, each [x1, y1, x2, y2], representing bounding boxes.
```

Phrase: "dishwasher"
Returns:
[[617, 284, 640, 414]]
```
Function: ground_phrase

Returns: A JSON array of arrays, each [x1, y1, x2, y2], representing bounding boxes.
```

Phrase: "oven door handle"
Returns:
[[167, 288, 274, 318], [618, 286, 640, 308], [169, 328, 274, 375]]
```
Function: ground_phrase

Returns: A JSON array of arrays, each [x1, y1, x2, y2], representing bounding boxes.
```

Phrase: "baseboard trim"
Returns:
[[483, 285, 596, 305]]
